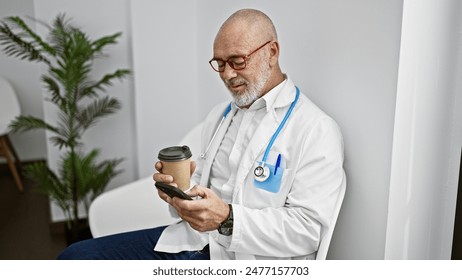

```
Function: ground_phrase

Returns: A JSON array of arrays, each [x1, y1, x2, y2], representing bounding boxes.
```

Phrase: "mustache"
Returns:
[[225, 78, 248, 88]]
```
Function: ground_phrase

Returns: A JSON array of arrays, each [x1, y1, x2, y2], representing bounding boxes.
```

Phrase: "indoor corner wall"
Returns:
[[385, 0, 462, 259]]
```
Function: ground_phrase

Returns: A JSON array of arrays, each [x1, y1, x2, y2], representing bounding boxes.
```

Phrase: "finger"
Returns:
[[170, 197, 192, 217], [157, 189, 171, 203], [154, 161, 163, 172], [172, 197, 204, 217], [153, 173, 174, 183], [186, 185, 208, 198]]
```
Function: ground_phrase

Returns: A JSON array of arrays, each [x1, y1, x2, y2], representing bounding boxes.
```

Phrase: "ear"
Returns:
[[269, 41, 280, 67]]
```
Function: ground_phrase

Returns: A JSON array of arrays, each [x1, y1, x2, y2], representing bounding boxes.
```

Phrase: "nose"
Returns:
[[220, 62, 237, 80]]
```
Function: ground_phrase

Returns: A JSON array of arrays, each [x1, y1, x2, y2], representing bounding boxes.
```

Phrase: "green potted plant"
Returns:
[[0, 14, 130, 243]]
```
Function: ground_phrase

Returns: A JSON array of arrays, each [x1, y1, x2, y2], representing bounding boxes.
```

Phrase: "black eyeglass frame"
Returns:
[[208, 40, 272, 72]]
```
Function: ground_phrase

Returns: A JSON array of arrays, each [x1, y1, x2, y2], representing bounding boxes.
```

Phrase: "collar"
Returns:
[[257, 77, 288, 112], [261, 75, 297, 111]]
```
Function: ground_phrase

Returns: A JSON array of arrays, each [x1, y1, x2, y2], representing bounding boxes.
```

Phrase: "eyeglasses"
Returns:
[[209, 41, 272, 72]]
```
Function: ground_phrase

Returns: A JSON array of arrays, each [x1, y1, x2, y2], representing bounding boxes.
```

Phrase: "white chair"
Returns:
[[315, 183, 346, 260], [88, 122, 204, 237], [0, 76, 24, 192]]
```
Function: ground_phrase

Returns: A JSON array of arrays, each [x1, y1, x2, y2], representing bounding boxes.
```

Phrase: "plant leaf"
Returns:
[[42, 75, 66, 110], [64, 149, 123, 214], [6, 16, 55, 56], [8, 115, 59, 134], [0, 18, 51, 65], [48, 14, 73, 57], [91, 32, 121, 54], [23, 162, 72, 220], [76, 96, 121, 130], [78, 69, 130, 100]]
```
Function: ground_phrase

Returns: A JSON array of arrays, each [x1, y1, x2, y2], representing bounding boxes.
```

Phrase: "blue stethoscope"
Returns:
[[200, 86, 300, 182]]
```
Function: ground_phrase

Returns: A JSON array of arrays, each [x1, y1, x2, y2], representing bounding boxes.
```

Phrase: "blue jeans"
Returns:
[[57, 226, 210, 260]]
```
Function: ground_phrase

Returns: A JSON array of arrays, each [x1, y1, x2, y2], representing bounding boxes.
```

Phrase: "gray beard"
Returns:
[[228, 64, 271, 107], [232, 82, 261, 107]]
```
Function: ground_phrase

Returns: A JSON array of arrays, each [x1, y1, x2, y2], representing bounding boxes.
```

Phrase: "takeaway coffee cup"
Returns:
[[158, 145, 192, 191]]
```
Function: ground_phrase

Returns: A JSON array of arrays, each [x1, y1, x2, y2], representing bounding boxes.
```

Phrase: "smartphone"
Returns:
[[155, 182, 192, 200]]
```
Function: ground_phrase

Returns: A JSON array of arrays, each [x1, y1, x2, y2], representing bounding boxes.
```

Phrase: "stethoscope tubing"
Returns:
[[200, 103, 232, 159], [261, 86, 300, 163]]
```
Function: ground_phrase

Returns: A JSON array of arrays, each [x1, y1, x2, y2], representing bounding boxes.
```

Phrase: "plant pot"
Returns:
[[65, 219, 93, 246]]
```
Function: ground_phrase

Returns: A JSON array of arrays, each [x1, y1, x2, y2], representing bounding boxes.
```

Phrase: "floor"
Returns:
[[0, 163, 67, 260]]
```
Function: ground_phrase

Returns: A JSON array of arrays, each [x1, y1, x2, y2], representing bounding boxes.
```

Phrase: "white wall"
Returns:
[[0, 0, 47, 161], [131, 0, 199, 178]]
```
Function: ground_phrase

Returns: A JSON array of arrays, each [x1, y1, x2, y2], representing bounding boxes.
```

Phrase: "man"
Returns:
[[58, 8, 345, 260]]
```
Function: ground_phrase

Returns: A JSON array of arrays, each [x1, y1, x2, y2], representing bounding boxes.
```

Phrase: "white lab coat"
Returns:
[[155, 78, 346, 260]]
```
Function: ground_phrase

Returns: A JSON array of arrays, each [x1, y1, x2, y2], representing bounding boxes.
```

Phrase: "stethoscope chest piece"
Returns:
[[254, 164, 270, 182]]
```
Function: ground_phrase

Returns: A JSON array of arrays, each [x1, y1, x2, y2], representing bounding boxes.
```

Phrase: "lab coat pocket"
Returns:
[[253, 161, 283, 193]]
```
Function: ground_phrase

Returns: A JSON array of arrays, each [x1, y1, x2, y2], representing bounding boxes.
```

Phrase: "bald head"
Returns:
[[218, 9, 278, 43]]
